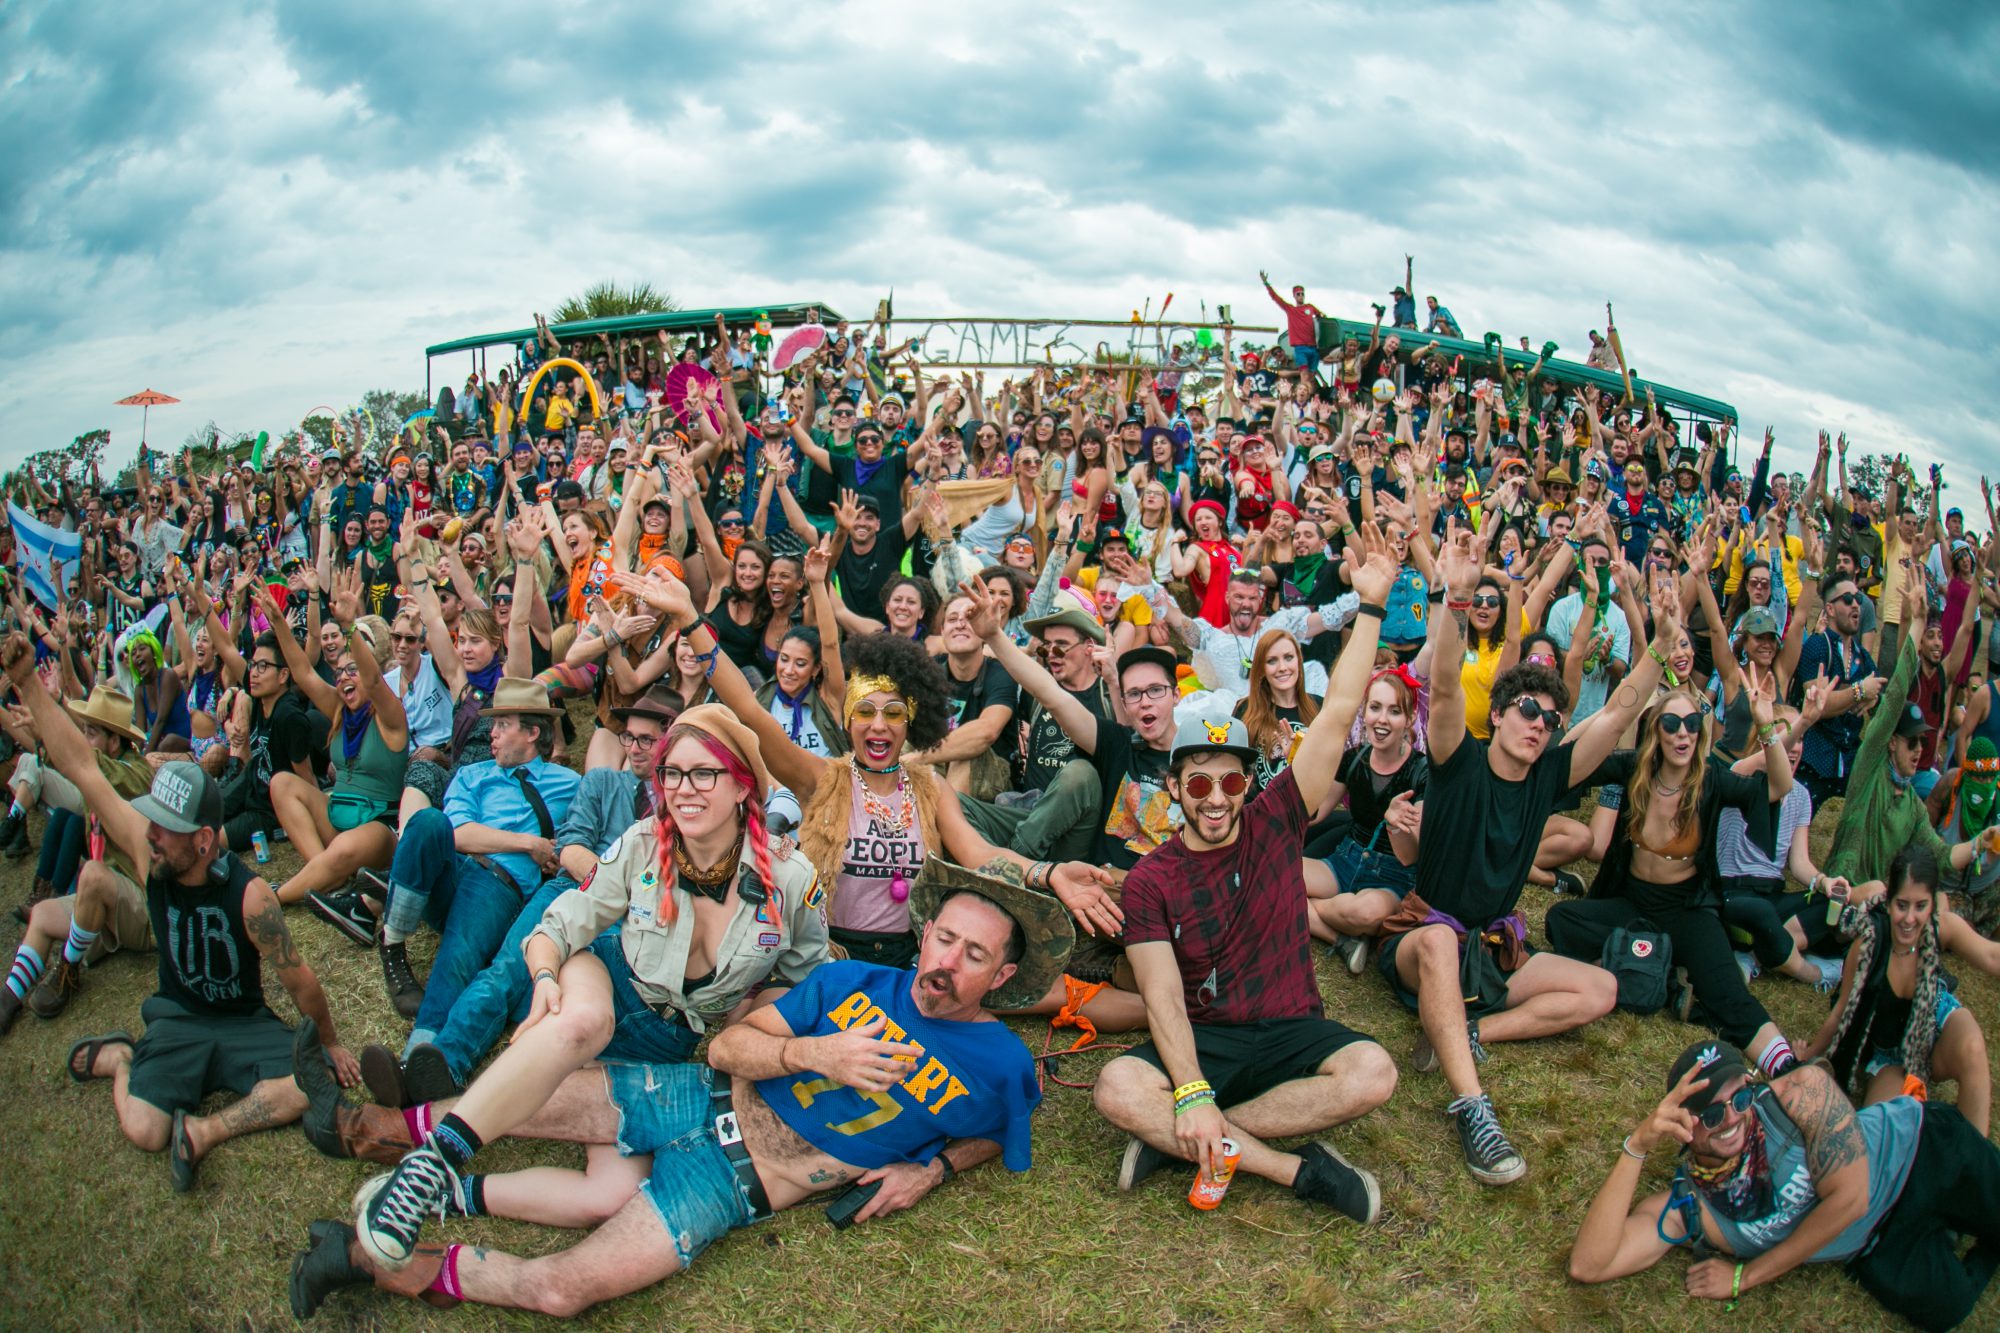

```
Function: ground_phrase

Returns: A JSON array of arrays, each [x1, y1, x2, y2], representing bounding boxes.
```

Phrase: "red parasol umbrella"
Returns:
[[116, 388, 179, 449], [771, 324, 825, 373]]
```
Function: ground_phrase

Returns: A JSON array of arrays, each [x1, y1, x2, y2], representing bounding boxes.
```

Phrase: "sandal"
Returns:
[[170, 1109, 200, 1193], [66, 1031, 134, 1084]]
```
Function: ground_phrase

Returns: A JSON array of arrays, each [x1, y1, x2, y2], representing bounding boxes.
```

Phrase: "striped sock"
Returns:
[[430, 1243, 464, 1300], [61, 921, 100, 967], [6, 944, 43, 1000], [430, 1113, 483, 1171], [1757, 1038, 1796, 1077], [459, 1174, 486, 1218]]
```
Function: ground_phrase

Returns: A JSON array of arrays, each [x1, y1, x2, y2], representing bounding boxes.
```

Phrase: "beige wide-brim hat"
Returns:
[[907, 855, 1076, 1010], [672, 702, 770, 804], [477, 677, 564, 718], [66, 684, 148, 746]]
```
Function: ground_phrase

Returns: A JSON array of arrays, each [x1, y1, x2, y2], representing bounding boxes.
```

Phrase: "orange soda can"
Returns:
[[1188, 1137, 1241, 1210]]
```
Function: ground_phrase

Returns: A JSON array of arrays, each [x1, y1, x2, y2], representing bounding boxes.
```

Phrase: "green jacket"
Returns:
[[1823, 632, 1948, 884]]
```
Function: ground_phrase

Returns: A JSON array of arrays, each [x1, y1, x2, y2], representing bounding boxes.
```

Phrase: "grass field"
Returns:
[[1, 741, 1994, 1332]]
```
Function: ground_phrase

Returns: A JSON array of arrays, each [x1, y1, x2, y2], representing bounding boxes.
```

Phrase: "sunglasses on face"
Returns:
[[1470, 593, 1503, 609], [850, 700, 912, 724], [1180, 770, 1249, 799], [1513, 696, 1564, 731], [856, 435, 883, 446], [1698, 1085, 1755, 1129], [1042, 639, 1080, 658], [718, 517, 744, 529], [656, 764, 727, 791], [832, 409, 855, 418], [1828, 591, 1860, 606], [1657, 710, 1703, 735], [492, 595, 514, 607], [1525, 652, 1557, 668], [391, 632, 422, 644]]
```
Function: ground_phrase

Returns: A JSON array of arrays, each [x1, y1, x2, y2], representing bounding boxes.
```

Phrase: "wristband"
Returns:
[[1620, 1134, 1648, 1161], [1757, 723, 1779, 747], [1446, 598, 1473, 612], [1647, 643, 1670, 668], [930, 1152, 956, 1187], [533, 968, 557, 987], [1174, 1090, 1217, 1116], [1355, 602, 1387, 621], [1172, 1080, 1212, 1103], [1729, 1261, 1744, 1305]]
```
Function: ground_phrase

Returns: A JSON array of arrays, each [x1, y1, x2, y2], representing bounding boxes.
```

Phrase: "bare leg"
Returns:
[[23, 895, 75, 958], [271, 772, 333, 862], [449, 950, 614, 1143], [275, 823, 397, 904], [478, 1144, 651, 1228], [1225, 1042, 1399, 1185], [1939, 911, 2000, 976], [1933, 1006, 1991, 1137], [1396, 924, 1485, 1097], [450, 1186, 683, 1315], [98, 1043, 172, 1152], [1527, 814, 1592, 886], [583, 729, 624, 772], [1313, 888, 1399, 937], [183, 1075, 307, 1162], [999, 975, 1149, 1032], [1744, 1023, 1787, 1070], [1862, 1063, 1908, 1110], [1478, 951, 1618, 1047]]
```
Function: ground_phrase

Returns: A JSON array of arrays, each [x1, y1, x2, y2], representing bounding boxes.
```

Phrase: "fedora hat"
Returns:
[[66, 684, 148, 746], [609, 684, 684, 727], [907, 855, 1075, 1010], [477, 678, 564, 719]]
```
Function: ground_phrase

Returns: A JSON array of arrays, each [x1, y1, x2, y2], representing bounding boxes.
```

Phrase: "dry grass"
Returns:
[[1, 746, 1994, 1331]]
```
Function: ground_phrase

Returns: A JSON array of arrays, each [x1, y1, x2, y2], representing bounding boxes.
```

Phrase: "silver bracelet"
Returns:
[[1621, 1135, 1648, 1162]]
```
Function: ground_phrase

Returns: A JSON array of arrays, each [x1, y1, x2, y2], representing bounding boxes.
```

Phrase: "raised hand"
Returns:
[[803, 536, 833, 585], [955, 577, 1007, 643], [1350, 522, 1401, 603]]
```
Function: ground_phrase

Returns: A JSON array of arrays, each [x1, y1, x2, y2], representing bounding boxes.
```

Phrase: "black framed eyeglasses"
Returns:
[[657, 764, 727, 790], [1123, 683, 1174, 705]]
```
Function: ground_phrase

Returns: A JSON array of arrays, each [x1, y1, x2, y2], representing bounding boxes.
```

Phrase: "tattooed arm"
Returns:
[[1732, 1064, 1869, 1292], [243, 879, 360, 1086]]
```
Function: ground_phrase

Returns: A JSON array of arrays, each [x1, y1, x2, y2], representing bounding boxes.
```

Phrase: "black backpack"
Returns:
[[1600, 919, 1677, 1015]]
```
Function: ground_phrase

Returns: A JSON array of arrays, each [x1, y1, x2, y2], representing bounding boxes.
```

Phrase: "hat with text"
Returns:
[[132, 762, 223, 835]]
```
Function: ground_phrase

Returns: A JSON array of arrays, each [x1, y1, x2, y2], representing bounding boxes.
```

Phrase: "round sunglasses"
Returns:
[[1180, 771, 1249, 799]]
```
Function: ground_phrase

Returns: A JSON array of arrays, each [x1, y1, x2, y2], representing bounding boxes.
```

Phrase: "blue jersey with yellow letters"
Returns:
[[762, 961, 1039, 1172]]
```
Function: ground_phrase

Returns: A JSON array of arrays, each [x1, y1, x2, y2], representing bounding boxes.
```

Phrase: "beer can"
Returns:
[[251, 830, 270, 864], [1188, 1137, 1241, 1211]]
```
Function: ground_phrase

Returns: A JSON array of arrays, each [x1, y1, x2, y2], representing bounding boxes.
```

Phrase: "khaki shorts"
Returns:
[[59, 866, 153, 960]]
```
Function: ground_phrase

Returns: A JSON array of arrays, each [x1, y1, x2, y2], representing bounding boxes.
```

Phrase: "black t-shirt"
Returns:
[[834, 453, 909, 529], [1087, 723, 1176, 871], [1019, 680, 1112, 791], [248, 689, 321, 815], [1337, 746, 1428, 845], [938, 656, 1018, 766], [1412, 736, 1576, 925], [836, 528, 907, 625]]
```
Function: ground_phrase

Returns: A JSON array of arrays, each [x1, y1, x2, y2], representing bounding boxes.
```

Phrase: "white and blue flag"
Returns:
[[7, 501, 80, 611]]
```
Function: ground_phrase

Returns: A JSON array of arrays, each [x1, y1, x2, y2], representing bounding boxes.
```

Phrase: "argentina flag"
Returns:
[[7, 501, 80, 610]]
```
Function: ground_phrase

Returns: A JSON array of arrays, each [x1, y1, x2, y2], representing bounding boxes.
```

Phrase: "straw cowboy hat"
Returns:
[[907, 855, 1076, 1010], [67, 684, 148, 746], [477, 678, 564, 718]]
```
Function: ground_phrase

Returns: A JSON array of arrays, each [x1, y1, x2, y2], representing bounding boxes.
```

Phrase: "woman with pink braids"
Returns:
[[333, 702, 827, 1235]]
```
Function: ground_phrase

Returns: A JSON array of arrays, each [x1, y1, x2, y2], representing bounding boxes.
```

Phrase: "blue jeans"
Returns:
[[604, 1062, 760, 1267], [1325, 832, 1416, 898], [39, 807, 85, 895], [1289, 344, 1321, 371], [428, 877, 573, 1075], [385, 808, 534, 1042], [591, 932, 703, 1065]]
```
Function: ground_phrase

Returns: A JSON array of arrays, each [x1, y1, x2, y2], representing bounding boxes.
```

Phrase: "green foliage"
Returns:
[[551, 281, 677, 324], [16, 428, 109, 485]]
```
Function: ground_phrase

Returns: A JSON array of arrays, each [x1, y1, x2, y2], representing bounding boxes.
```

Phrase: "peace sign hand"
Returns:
[[1631, 1060, 1710, 1154]]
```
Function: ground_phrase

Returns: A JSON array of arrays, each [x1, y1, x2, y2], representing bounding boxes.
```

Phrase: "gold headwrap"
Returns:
[[845, 674, 915, 724]]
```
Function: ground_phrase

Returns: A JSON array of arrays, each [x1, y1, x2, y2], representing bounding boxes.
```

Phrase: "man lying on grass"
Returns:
[[1570, 1039, 2000, 1332], [1092, 523, 1400, 1222], [286, 864, 1071, 1320], [0, 632, 361, 1192]]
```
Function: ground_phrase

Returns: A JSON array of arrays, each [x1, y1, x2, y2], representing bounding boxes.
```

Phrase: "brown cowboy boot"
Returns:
[[27, 956, 82, 1019], [11, 875, 54, 925], [295, 1018, 415, 1164], [370, 1243, 459, 1307]]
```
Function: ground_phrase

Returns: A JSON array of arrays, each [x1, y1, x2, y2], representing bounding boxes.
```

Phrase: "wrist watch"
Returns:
[[930, 1152, 955, 1186]]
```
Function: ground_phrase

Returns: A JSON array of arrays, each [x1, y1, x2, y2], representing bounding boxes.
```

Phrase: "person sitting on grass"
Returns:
[[285, 863, 1069, 1321], [1797, 843, 1990, 1138], [1378, 522, 1664, 1188], [0, 684, 156, 1031], [1092, 523, 1401, 1224], [1, 632, 360, 1192], [1569, 1038, 2000, 1333]]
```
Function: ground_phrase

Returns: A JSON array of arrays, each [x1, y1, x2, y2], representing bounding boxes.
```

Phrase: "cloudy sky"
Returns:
[[4, 1, 1995, 494]]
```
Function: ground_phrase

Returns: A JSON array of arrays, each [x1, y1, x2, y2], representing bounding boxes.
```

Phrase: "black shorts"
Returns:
[[1376, 931, 1531, 1019], [221, 809, 277, 855], [126, 996, 296, 1117], [829, 927, 918, 970], [1125, 1018, 1373, 1107]]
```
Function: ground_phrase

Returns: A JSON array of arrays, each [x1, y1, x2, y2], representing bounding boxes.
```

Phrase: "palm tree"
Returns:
[[551, 281, 677, 324]]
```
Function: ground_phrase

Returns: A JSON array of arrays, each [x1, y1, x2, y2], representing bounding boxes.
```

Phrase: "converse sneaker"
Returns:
[[1412, 1018, 1488, 1075], [1117, 1136, 1185, 1191], [1333, 934, 1369, 976], [1291, 1142, 1382, 1224], [1448, 1092, 1526, 1185], [354, 1145, 462, 1271]]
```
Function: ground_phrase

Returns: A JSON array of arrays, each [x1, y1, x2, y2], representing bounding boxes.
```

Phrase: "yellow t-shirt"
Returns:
[[1723, 534, 1802, 604], [544, 395, 577, 433], [1461, 608, 1533, 740]]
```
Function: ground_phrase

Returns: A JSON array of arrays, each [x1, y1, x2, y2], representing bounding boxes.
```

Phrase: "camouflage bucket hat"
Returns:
[[907, 855, 1076, 1010]]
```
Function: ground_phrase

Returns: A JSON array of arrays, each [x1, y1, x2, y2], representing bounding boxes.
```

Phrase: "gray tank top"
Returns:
[[1693, 1088, 1921, 1262]]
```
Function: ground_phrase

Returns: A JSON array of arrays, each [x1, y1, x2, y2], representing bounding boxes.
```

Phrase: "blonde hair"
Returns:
[[352, 615, 393, 670], [1626, 687, 1710, 847]]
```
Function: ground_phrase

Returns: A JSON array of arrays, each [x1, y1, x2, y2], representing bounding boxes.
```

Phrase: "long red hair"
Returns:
[[648, 724, 774, 925]]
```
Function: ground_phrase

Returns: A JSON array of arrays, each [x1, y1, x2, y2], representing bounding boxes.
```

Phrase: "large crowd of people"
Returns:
[[2, 282, 1998, 1328]]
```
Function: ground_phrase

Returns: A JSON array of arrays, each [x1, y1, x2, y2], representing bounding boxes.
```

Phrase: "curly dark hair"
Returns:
[[1489, 660, 1570, 725], [842, 630, 952, 751]]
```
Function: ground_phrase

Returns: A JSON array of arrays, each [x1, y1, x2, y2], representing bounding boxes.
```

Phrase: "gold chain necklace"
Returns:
[[859, 767, 914, 834]]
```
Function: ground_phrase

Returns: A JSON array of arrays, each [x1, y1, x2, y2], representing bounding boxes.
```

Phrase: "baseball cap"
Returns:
[[1894, 703, 1930, 740], [131, 763, 223, 835], [1737, 606, 1781, 638], [1666, 1040, 1749, 1118], [1168, 713, 1260, 769]]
